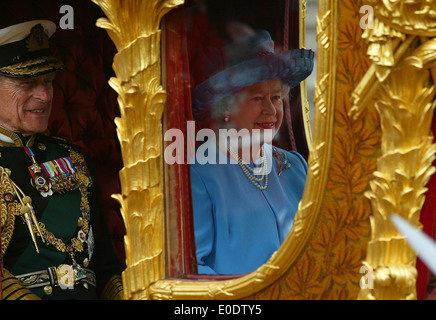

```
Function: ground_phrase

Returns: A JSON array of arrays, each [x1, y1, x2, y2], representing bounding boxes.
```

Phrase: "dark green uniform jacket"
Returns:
[[0, 127, 124, 300]]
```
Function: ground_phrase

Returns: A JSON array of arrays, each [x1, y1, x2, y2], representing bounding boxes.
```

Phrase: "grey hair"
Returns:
[[212, 94, 238, 120], [211, 81, 291, 122]]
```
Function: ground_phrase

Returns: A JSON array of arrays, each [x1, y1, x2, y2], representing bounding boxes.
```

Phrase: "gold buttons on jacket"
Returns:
[[44, 285, 53, 295]]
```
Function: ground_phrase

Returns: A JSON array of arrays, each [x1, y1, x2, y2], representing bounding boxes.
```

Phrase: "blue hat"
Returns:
[[192, 29, 314, 122]]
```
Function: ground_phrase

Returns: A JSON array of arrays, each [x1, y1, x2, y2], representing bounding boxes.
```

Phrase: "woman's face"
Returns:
[[227, 78, 284, 139]]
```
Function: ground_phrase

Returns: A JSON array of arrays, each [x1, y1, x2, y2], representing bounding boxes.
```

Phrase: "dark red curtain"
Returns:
[[417, 116, 436, 300], [163, 9, 198, 277]]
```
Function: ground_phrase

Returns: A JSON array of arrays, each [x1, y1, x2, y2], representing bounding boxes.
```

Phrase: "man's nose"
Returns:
[[34, 84, 52, 102]]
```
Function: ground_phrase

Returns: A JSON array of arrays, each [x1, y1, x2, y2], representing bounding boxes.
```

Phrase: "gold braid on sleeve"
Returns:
[[1, 167, 21, 256], [1, 268, 41, 300], [101, 275, 124, 300]]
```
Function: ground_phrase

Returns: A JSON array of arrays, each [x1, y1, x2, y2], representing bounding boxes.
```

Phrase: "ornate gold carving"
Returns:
[[314, 74, 329, 116], [341, 0, 436, 301], [358, 38, 436, 300], [362, 19, 405, 67], [316, 10, 331, 49], [349, 35, 417, 119], [300, 80, 313, 150], [92, 0, 184, 300], [368, 0, 436, 37], [338, 0, 436, 302], [299, 0, 312, 149]]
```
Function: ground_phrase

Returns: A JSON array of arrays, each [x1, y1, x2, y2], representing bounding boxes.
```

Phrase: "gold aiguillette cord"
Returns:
[[9, 179, 45, 253]]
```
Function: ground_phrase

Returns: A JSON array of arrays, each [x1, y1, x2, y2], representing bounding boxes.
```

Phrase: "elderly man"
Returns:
[[0, 20, 124, 300]]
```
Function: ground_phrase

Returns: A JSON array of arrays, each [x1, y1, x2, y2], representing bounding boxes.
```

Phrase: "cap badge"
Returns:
[[26, 24, 50, 52]]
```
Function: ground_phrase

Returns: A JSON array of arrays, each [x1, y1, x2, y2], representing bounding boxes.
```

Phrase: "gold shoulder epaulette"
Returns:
[[101, 274, 124, 300]]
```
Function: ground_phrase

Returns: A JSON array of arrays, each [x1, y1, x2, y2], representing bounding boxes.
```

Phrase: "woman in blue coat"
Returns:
[[190, 22, 314, 275]]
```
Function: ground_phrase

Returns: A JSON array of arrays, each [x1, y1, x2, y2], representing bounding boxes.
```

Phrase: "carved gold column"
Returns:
[[92, 0, 184, 300], [352, 0, 436, 300]]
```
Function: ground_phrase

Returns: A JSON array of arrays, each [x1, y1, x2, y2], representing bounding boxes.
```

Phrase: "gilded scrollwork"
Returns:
[[91, 0, 184, 300], [358, 38, 436, 300], [352, 0, 436, 300], [367, 0, 436, 37], [316, 10, 331, 50]]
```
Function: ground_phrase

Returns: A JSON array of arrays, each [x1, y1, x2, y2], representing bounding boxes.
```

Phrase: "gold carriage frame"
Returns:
[[91, 0, 436, 300]]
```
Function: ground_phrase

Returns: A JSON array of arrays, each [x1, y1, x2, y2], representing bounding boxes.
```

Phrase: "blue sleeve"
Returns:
[[190, 166, 217, 275], [289, 150, 308, 174]]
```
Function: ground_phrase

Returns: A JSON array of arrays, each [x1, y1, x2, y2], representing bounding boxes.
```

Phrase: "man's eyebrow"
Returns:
[[16, 78, 34, 83]]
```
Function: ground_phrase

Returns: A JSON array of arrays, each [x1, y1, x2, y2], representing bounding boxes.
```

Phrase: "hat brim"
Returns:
[[0, 55, 65, 78], [192, 48, 314, 122]]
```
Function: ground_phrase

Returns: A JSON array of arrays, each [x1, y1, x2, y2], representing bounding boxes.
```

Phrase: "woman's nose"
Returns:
[[262, 96, 277, 115]]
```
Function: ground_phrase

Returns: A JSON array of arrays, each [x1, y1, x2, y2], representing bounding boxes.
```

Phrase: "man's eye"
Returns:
[[45, 76, 55, 84], [20, 81, 34, 88]]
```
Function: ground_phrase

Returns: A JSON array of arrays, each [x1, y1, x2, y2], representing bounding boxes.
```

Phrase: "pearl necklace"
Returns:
[[227, 145, 269, 190]]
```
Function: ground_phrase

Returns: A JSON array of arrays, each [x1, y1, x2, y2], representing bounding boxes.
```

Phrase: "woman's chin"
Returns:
[[250, 128, 276, 145]]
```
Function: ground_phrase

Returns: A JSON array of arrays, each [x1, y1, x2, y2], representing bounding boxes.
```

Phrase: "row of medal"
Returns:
[[25, 146, 89, 197]]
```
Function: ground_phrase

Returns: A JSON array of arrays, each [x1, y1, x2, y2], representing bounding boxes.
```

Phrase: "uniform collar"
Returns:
[[0, 125, 36, 147]]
